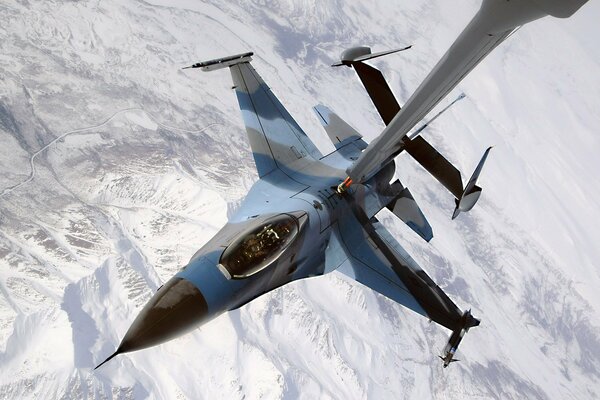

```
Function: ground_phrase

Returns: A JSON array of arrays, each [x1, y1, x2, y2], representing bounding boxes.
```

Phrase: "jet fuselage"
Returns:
[[112, 163, 351, 357]]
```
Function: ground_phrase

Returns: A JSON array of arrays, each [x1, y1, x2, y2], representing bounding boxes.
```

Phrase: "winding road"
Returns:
[[0, 108, 220, 198]]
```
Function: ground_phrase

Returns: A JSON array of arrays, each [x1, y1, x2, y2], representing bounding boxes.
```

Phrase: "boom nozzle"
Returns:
[[337, 177, 353, 194]]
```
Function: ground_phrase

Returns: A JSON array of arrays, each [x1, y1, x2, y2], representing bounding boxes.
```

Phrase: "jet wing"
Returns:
[[346, 0, 588, 183], [186, 53, 322, 177], [229, 62, 323, 177], [333, 198, 464, 330]]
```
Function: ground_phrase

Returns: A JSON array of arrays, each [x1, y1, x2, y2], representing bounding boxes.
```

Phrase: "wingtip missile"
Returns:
[[182, 52, 254, 72], [440, 309, 479, 368], [438, 355, 460, 368]]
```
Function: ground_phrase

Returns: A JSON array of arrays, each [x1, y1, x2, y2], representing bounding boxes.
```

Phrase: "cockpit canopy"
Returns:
[[219, 213, 306, 279]]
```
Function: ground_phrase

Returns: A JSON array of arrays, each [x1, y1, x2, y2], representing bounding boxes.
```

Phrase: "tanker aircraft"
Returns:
[[96, 0, 588, 370]]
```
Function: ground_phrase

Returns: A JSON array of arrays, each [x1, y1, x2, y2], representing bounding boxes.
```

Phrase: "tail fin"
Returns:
[[404, 136, 492, 219], [452, 147, 492, 219]]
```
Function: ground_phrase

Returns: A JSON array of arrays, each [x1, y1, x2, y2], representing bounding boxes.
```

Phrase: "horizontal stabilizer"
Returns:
[[354, 166, 432, 241], [387, 187, 433, 242], [313, 105, 363, 148], [452, 147, 492, 219]]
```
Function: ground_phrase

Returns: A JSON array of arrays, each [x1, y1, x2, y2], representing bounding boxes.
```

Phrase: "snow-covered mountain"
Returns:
[[1, 0, 599, 398]]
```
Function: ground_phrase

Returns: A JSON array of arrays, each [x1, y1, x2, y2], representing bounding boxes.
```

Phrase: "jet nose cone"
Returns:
[[118, 277, 208, 354]]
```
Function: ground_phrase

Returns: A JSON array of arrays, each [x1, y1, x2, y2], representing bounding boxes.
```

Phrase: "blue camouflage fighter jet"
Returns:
[[96, 0, 588, 370]]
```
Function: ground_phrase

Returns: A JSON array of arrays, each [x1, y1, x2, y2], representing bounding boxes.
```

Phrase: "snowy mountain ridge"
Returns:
[[1, 0, 599, 398]]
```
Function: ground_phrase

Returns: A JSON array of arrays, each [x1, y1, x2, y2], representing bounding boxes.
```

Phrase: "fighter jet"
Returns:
[[96, 0, 588, 370]]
